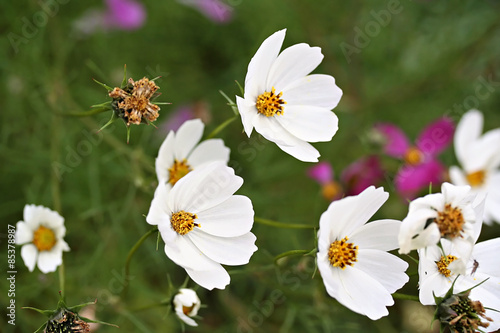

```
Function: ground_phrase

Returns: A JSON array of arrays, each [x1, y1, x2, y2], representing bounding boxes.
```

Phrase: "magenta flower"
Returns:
[[341, 155, 385, 196], [177, 0, 233, 23], [307, 162, 342, 201], [104, 0, 146, 30], [375, 117, 454, 199]]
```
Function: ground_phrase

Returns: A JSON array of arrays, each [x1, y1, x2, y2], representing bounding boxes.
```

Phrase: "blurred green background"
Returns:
[[1, 0, 500, 332]]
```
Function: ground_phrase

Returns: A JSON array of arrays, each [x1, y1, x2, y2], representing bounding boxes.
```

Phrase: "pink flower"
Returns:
[[375, 117, 454, 199], [307, 162, 342, 201], [104, 0, 146, 30], [73, 0, 146, 35], [177, 0, 233, 23], [341, 155, 385, 196]]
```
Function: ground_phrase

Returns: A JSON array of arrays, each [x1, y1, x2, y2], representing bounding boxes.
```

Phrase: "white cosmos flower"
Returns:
[[398, 182, 484, 260], [418, 238, 500, 331], [15, 204, 70, 273], [317, 186, 409, 320], [155, 118, 230, 187], [449, 109, 500, 225], [236, 29, 342, 162], [173, 288, 202, 327], [147, 162, 257, 290]]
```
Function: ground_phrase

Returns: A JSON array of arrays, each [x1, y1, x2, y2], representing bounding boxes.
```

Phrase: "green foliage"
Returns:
[[1, 0, 500, 332]]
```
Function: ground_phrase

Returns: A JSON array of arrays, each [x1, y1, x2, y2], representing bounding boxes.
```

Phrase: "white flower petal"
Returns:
[[418, 270, 452, 305], [245, 29, 286, 99], [185, 263, 230, 290], [398, 213, 440, 254], [355, 249, 409, 293], [442, 182, 472, 208], [162, 233, 218, 271], [146, 182, 172, 226], [276, 138, 320, 162], [454, 109, 483, 165], [267, 43, 323, 92], [468, 280, 500, 332], [187, 230, 257, 265], [236, 96, 258, 137], [282, 74, 342, 110], [37, 249, 63, 273], [41, 209, 65, 230], [252, 114, 296, 146], [176, 312, 198, 327], [331, 266, 394, 320], [350, 219, 401, 251], [21, 244, 37, 272], [196, 195, 254, 237], [15, 221, 33, 245], [23, 204, 40, 229], [155, 131, 175, 183], [470, 238, 500, 277], [174, 119, 204, 161], [321, 187, 388, 240], [449, 166, 467, 186], [168, 163, 242, 213], [276, 105, 338, 143], [188, 139, 230, 168]]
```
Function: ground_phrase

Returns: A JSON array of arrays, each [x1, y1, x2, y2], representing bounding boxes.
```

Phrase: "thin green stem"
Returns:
[[58, 106, 112, 117], [254, 217, 316, 229], [205, 114, 238, 139], [122, 226, 158, 298], [58, 263, 65, 300], [392, 293, 419, 302], [274, 249, 315, 264]]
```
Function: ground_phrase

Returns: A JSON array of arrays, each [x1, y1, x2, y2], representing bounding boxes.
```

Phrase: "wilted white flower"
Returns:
[[155, 118, 230, 186], [236, 29, 342, 162], [317, 186, 409, 320], [173, 288, 201, 327], [147, 162, 257, 290], [398, 182, 484, 260], [449, 109, 500, 225], [15, 205, 70, 273]]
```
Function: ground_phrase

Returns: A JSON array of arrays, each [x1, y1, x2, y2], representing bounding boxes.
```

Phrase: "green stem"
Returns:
[[274, 249, 315, 264], [59, 106, 111, 117], [122, 226, 158, 298], [392, 293, 419, 301], [205, 114, 238, 139], [58, 263, 65, 300], [254, 217, 316, 229]]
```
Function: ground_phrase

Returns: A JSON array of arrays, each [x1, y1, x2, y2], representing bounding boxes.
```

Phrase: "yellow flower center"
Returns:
[[256, 87, 286, 117], [436, 255, 457, 277], [466, 170, 485, 187], [404, 147, 423, 165], [322, 181, 342, 201], [435, 204, 465, 239], [182, 304, 195, 316], [328, 236, 358, 269], [168, 159, 192, 186], [171, 211, 199, 235], [33, 225, 56, 252]]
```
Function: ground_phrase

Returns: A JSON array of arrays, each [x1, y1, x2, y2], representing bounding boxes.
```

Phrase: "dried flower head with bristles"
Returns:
[[109, 77, 161, 126]]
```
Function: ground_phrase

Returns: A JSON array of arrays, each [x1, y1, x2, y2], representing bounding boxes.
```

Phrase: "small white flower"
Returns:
[[236, 29, 342, 162], [398, 182, 484, 259], [418, 238, 500, 331], [173, 288, 202, 327], [317, 186, 409, 320], [449, 109, 500, 225], [15, 204, 70, 273], [147, 162, 257, 290], [155, 118, 230, 186]]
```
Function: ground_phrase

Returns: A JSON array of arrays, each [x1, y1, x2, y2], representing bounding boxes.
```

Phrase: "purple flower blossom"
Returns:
[[341, 155, 385, 196], [104, 0, 146, 30], [375, 117, 454, 199]]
